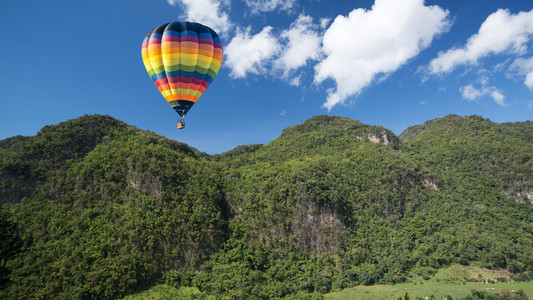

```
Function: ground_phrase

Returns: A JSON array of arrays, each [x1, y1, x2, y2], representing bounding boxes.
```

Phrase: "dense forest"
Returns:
[[0, 114, 532, 299]]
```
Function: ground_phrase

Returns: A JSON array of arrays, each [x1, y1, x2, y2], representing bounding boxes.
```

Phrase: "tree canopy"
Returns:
[[1, 114, 532, 299]]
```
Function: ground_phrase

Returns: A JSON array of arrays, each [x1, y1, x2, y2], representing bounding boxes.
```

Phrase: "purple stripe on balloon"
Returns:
[[168, 76, 210, 88]]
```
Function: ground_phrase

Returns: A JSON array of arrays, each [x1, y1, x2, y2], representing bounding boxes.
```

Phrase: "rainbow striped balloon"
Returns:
[[142, 22, 223, 120]]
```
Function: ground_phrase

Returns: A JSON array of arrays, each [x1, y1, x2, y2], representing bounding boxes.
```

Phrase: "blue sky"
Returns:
[[1, 0, 533, 154]]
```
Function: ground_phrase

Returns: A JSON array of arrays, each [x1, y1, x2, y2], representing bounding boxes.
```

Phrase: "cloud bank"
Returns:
[[169, 0, 452, 110], [225, 14, 322, 84], [428, 8, 533, 75], [169, 0, 532, 110], [313, 0, 451, 110]]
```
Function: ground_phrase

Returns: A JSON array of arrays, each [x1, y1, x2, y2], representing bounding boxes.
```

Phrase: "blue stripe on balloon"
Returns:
[[154, 72, 167, 81], [166, 70, 214, 81], [198, 33, 213, 39], [162, 30, 199, 37]]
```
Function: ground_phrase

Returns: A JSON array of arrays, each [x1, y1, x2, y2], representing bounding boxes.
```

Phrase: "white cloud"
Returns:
[[245, 0, 296, 14], [290, 75, 302, 87], [527, 72, 533, 90], [478, 74, 490, 86], [320, 18, 330, 30], [490, 90, 506, 106], [429, 8, 533, 75], [167, 0, 231, 35], [460, 84, 482, 101], [225, 26, 281, 78], [313, 0, 451, 110], [275, 15, 322, 79], [459, 83, 506, 106], [508, 56, 533, 90]]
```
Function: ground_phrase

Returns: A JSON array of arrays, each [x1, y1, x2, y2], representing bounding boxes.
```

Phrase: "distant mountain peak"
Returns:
[[399, 114, 495, 141], [275, 114, 399, 149]]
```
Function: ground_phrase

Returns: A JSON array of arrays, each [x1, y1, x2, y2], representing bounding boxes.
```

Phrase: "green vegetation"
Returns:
[[123, 284, 202, 299], [1, 114, 532, 299], [325, 282, 531, 300], [326, 265, 533, 299]]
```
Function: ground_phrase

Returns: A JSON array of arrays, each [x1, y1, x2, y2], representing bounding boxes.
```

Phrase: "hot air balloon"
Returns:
[[142, 22, 223, 129]]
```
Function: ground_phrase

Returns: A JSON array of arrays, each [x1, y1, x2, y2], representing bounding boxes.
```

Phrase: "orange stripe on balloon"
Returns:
[[172, 94, 199, 102], [178, 41, 199, 49], [199, 43, 213, 50], [198, 49, 214, 57]]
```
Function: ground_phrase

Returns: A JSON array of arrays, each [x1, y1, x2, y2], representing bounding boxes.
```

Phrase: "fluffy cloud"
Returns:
[[429, 8, 533, 75], [224, 15, 321, 84], [225, 26, 281, 78], [528, 72, 533, 90], [459, 84, 506, 106], [508, 56, 533, 90], [245, 0, 296, 14], [460, 84, 482, 101], [275, 15, 322, 83], [314, 0, 451, 110], [490, 90, 506, 106], [167, 0, 231, 35]]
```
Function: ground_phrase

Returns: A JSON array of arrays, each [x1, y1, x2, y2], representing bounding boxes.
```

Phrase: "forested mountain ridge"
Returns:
[[0, 115, 163, 205], [0, 115, 225, 298], [400, 114, 533, 206], [215, 115, 398, 163], [1, 114, 532, 299]]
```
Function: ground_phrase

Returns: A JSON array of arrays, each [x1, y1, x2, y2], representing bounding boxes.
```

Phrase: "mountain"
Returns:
[[1, 114, 532, 299], [1, 116, 131, 205], [400, 114, 533, 206], [0, 115, 227, 298]]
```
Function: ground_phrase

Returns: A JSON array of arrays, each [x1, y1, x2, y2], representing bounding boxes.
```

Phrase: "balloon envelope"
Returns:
[[142, 22, 223, 118]]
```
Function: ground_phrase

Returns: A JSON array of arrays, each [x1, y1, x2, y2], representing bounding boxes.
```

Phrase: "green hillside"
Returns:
[[400, 115, 533, 208], [1, 114, 532, 299], [0, 115, 227, 298]]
